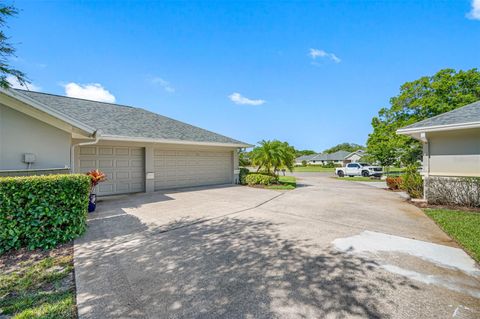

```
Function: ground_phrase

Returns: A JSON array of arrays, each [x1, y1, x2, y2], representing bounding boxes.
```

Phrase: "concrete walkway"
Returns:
[[74, 173, 480, 319]]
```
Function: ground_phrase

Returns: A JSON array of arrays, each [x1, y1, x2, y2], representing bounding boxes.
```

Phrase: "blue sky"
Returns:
[[8, 0, 480, 151]]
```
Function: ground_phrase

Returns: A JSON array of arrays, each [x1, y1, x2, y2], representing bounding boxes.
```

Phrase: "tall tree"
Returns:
[[251, 140, 296, 175], [367, 68, 480, 165], [0, 4, 27, 89], [323, 143, 364, 154]]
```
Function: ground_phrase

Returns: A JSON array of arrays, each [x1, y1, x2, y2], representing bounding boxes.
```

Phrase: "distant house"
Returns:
[[397, 101, 480, 205], [295, 150, 365, 166]]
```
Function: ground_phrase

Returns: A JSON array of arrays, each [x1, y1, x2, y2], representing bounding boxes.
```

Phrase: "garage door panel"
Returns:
[[116, 160, 130, 168], [130, 148, 143, 156], [98, 183, 114, 193], [98, 147, 114, 155], [154, 149, 232, 190], [79, 146, 145, 196], [79, 159, 96, 168], [99, 160, 114, 168], [115, 148, 130, 156], [115, 171, 130, 179], [80, 147, 96, 155]]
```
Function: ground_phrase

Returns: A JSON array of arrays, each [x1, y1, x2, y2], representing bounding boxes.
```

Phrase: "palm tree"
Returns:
[[250, 140, 295, 175]]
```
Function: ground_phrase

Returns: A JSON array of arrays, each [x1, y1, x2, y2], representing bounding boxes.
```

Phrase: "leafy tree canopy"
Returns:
[[323, 143, 364, 154], [367, 68, 480, 166], [0, 4, 27, 89]]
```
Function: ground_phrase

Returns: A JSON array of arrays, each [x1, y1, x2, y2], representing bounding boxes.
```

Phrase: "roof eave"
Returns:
[[1, 88, 96, 135], [100, 134, 252, 148], [397, 121, 480, 137]]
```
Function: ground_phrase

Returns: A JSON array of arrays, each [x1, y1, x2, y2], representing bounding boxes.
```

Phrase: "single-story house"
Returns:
[[397, 101, 480, 178], [295, 150, 365, 166], [0, 89, 250, 196], [397, 100, 480, 204]]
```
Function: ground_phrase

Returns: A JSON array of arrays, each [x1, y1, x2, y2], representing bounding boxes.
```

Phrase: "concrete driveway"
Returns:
[[74, 173, 480, 319]]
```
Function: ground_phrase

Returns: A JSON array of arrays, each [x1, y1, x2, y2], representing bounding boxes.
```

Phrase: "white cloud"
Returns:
[[6, 75, 41, 91], [467, 0, 480, 20], [63, 82, 116, 103], [309, 48, 341, 63], [151, 77, 175, 93], [228, 92, 266, 106]]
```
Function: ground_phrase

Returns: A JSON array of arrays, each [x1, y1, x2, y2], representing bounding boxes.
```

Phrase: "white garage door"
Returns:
[[78, 146, 145, 196], [154, 149, 232, 190]]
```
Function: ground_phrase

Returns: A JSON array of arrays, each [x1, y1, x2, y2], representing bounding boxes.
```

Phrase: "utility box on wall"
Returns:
[[23, 153, 36, 164]]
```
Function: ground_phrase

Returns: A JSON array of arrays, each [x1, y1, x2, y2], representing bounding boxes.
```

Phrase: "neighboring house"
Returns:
[[294, 154, 315, 165], [295, 150, 365, 166], [344, 150, 366, 163], [397, 101, 480, 204], [0, 89, 250, 195]]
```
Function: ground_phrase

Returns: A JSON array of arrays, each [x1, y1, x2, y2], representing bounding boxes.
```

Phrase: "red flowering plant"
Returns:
[[86, 169, 107, 193]]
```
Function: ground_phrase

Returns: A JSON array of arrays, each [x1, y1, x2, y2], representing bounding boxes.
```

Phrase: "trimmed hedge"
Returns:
[[245, 173, 278, 186], [0, 174, 91, 254]]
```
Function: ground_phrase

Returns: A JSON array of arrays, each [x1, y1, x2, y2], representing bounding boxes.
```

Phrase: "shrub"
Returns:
[[245, 173, 278, 186], [323, 162, 336, 168], [426, 177, 480, 208], [239, 167, 249, 185], [301, 160, 307, 167], [0, 174, 91, 254], [400, 165, 423, 198], [386, 176, 403, 190]]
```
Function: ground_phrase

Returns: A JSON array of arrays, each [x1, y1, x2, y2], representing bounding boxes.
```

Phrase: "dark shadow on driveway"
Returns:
[[75, 211, 412, 319]]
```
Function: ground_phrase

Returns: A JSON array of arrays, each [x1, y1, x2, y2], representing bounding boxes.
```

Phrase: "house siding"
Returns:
[[425, 128, 480, 177], [0, 103, 71, 171]]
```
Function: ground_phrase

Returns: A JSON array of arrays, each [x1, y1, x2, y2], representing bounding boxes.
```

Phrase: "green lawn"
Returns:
[[334, 176, 383, 182], [293, 166, 335, 172], [0, 244, 76, 319], [424, 208, 480, 263], [267, 175, 297, 190]]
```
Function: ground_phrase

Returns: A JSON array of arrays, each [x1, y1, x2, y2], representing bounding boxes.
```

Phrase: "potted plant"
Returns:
[[86, 169, 107, 212]]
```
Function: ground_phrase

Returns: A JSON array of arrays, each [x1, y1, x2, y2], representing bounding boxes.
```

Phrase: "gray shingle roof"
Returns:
[[295, 154, 315, 162], [15, 89, 248, 146], [400, 100, 480, 131], [296, 150, 351, 162], [312, 150, 350, 161]]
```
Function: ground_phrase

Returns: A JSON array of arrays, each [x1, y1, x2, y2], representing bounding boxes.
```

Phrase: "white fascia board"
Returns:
[[396, 121, 480, 135], [100, 134, 253, 148], [1, 89, 95, 135]]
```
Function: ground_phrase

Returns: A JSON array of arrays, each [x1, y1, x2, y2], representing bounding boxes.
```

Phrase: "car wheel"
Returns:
[[337, 171, 344, 177], [362, 170, 369, 177]]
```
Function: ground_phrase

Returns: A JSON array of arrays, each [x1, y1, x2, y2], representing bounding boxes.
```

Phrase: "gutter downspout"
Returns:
[[420, 132, 429, 201], [70, 130, 102, 173]]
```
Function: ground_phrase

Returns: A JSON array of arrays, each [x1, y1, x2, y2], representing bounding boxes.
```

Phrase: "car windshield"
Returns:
[[359, 163, 369, 167]]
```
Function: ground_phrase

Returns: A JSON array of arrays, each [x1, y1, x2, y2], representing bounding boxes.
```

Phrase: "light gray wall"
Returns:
[[0, 104, 71, 170], [426, 128, 480, 177]]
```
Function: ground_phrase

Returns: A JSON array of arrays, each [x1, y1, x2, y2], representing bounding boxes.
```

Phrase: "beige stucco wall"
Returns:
[[425, 128, 480, 177], [0, 103, 71, 170]]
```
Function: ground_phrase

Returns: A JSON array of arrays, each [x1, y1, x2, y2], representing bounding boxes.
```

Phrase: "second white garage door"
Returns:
[[154, 149, 233, 190]]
